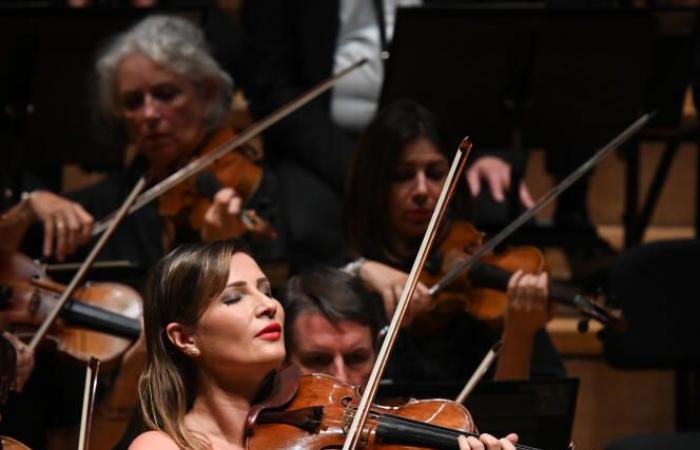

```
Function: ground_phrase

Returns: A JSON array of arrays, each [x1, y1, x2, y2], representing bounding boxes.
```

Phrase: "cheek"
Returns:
[[122, 113, 143, 133], [388, 187, 405, 220], [427, 181, 443, 198], [198, 313, 248, 355]]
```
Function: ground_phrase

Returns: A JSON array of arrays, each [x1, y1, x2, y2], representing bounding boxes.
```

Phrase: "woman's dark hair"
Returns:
[[282, 267, 384, 353], [344, 99, 453, 262]]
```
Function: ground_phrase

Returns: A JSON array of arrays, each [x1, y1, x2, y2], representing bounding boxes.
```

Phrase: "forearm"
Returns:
[[90, 345, 146, 450], [493, 327, 537, 381]]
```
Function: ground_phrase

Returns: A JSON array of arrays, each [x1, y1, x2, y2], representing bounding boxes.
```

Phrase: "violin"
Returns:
[[158, 127, 277, 241], [414, 221, 626, 334], [0, 251, 141, 368], [0, 436, 31, 450], [0, 332, 31, 450], [90, 58, 369, 239], [246, 367, 481, 450], [0, 331, 16, 405]]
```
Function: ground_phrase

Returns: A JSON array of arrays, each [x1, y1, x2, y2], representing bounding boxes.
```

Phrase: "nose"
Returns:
[[412, 171, 429, 204], [255, 291, 279, 319], [142, 94, 161, 120], [330, 354, 349, 384]]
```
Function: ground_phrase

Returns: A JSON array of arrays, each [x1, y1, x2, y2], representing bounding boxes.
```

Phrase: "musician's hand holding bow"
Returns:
[[358, 260, 431, 324], [201, 187, 246, 242], [25, 190, 94, 260], [458, 433, 519, 450]]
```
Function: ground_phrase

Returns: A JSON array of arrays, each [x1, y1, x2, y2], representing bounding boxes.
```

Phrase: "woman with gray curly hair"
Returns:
[[83, 14, 246, 253], [0, 15, 246, 264], [97, 15, 233, 144]]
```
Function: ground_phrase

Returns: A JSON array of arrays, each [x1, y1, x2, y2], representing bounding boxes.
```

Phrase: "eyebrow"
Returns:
[[224, 277, 270, 289]]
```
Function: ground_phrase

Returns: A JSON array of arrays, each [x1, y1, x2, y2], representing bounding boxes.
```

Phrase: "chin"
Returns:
[[256, 345, 286, 370]]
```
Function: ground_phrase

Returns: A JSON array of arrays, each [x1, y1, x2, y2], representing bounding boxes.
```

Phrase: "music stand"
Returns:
[[379, 378, 579, 450], [380, 5, 655, 249], [382, 6, 654, 150], [0, 6, 205, 172]]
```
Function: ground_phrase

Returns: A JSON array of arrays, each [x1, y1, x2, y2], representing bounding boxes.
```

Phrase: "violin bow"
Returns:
[[429, 113, 653, 299], [91, 58, 368, 236], [78, 357, 101, 450], [455, 340, 502, 405], [342, 138, 472, 450], [28, 176, 147, 350]]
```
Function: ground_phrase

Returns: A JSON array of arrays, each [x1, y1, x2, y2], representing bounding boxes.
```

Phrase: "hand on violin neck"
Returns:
[[496, 270, 550, 380], [25, 190, 94, 261], [504, 270, 551, 337], [465, 156, 534, 208], [201, 187, 245, 242], [358, 260, 430, 325]]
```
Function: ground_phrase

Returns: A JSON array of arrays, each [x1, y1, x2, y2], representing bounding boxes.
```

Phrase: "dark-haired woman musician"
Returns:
[[344, 100, 565, 382]]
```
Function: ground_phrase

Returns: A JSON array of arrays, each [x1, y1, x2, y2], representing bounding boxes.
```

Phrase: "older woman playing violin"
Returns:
[[91, 14, 247, 253], [128, 240, 519, 450], [6, 15, 248, 265], [344, 100, 564, 381]]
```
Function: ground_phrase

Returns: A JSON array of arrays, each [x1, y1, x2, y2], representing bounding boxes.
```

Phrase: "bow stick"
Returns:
[[28, 176, 147, 350], [429, 112, 653, 298], [92, 58, 368, 236], [342, 138, 472, 450]]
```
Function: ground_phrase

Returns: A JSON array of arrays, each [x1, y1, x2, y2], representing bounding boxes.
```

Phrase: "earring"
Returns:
[[187, 348, 200, 357]]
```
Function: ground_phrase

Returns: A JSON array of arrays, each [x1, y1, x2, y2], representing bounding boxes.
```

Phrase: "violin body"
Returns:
[[0, 435, 32, 450], [158, 127, 275, 240], [0, 252, 142, 368], [414, 221, 547, 334], [247, 371, 476, 450], [416, 221, 625, 333]]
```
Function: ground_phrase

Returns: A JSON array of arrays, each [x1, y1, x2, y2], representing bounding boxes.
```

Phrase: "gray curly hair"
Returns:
[[96, 15, 233, 130]]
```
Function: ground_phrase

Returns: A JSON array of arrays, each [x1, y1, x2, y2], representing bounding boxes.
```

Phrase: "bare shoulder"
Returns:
[[128, 430, 180, 450]]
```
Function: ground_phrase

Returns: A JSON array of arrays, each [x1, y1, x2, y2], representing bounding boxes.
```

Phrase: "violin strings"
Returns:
[[376, 413, 543, 450]]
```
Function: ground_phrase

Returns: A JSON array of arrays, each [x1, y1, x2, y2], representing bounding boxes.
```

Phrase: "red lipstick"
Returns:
[[256, 322, 282, 341]]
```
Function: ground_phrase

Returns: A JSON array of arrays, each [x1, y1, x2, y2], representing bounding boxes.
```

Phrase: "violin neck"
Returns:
[[376, 414, 543, 450]]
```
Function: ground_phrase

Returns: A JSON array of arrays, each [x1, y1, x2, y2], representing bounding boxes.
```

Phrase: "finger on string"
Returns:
[[466, 435, 485, 450], [537, 271, 549, 299], [506, 270, 524, 297], [500, 437, 516, 450], [203, 204, 218, 227], [479, 433, 500, 450], [227, 195, 242, 216], [457, 435, 470, 450], [215, 187, 235, 205]]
